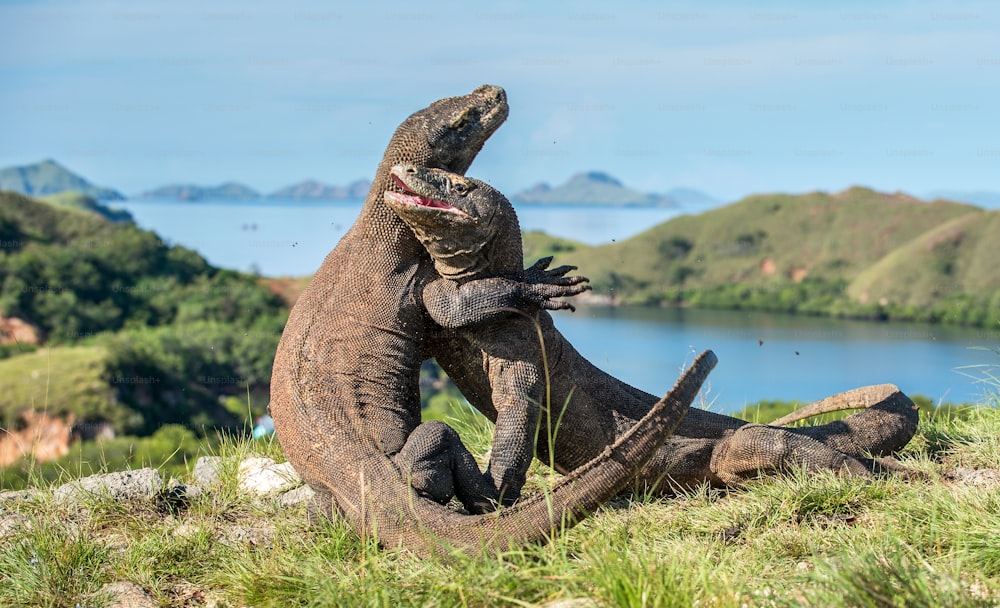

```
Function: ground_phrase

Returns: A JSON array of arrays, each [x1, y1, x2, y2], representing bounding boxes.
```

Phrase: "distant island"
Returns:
[[513, 171, 719, 208], [136, 178, 375, 201], [136, 182, 262, 201], [267, 178, 372, 201], [0, 159, 125, 201], [0, 160, 723, 208], [10, 158, 1000, 213]]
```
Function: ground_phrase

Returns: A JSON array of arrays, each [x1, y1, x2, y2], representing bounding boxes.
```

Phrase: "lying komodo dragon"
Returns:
[[270, 84, 713, 555], [401, 167, 921, 491]]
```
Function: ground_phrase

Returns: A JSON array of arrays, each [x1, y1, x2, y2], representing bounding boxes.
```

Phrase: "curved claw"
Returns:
[[524, 256, 586, 286], [525, 281, 591, 313], [543, 300, 576, 312], [546, 274, 590, 287], [542, 264, 579, 277], [525, 256, 554, 276]]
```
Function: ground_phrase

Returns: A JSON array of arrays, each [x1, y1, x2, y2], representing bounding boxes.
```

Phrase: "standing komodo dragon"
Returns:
[[269, 85, 714, 555], [401, 169, 921, 491]]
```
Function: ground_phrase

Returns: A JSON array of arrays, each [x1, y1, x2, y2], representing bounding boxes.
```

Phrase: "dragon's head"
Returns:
[[384, 163, 518, 280], [393, 85, 509, 175]]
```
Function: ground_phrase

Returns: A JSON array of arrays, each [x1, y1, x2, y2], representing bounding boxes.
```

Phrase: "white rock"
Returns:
[[220, 523, 275, 548], [238, 457, 301, 494], [54, 468, 163, 503], [193, 456, 224, 486], [946, 467, 1000, 487], [0, 489, 43, 503], [278, 484, 316, 507]]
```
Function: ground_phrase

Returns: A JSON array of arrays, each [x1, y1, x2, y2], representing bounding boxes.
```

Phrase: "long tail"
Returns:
[[335, 350, 717, 556], [770, 384, 920, 457]]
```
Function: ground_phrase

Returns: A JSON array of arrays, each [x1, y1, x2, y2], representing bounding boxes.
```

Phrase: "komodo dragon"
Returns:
[[269, 84, 713, 555], [401, 169, 921, 491], [386, 162, 594, 505]]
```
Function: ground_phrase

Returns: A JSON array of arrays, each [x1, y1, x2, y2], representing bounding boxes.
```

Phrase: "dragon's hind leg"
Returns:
[[710, 423, 873, 485], [393, 420, 500, 515]]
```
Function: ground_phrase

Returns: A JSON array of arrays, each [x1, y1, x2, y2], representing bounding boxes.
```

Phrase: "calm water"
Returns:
[[115, 199, 680, 277], [553, 306, 998, 410], [113, 199, 999, 408]]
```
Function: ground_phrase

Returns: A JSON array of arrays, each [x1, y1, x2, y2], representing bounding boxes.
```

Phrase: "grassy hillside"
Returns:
[[1, 405, 997, 606], [568, 187, 977, 292], [848, 210, 1000, 325], [534, 187, 998, 325], [521, 230, 589, 265]]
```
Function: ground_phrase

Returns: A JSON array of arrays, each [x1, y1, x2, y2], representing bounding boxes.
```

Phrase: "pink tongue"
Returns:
[[390, 174, 455, 209], [422, 197, 453, 209]]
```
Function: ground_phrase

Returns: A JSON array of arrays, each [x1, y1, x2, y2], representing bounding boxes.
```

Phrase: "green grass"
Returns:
[[1, 403, 998, 607], [0, 345, 124, 429]]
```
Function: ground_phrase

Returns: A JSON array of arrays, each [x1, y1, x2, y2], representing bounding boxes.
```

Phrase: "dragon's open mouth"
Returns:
[[390, 175, 457, 210]]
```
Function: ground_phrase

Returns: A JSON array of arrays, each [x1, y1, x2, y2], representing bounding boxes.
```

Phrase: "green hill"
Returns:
[[847, 210, 1000, 325], [0, 191, 286, 435], [0, 159, 125, 200], [0, 190, 283, 339], [535, 187, 997, 325], [522, 230, 589, 264]]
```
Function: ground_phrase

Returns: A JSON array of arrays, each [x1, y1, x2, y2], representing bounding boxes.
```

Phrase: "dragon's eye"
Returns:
[[453, 182, 468, 194], [451, 110, 471, 130]]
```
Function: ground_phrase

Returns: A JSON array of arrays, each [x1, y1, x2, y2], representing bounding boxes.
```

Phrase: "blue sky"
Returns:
[[1, 0, 998, 201]]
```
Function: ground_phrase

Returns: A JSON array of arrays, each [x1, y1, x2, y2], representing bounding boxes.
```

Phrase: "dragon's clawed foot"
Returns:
[[524, 256, 590, 287], [522, 256, 591, 312], [523, 282, 592, 312]]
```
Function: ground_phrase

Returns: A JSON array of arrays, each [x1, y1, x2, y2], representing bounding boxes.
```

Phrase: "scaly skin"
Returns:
[[270, 86, 714, 556], [407, 170, 920, 491]]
